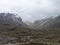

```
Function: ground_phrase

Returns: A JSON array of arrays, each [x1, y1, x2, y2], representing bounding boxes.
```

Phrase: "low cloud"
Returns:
[[0, 0, 60, 22]]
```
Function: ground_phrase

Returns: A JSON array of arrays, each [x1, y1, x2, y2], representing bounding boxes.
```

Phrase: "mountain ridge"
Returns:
[[29, 15, 60, 29], [0, 13, 27, 27]]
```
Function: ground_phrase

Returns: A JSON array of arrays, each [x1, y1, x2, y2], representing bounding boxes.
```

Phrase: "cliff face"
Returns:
[[0, 13, 27, 27]]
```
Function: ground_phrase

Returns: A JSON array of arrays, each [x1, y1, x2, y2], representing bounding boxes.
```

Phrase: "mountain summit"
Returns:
[[0, 13, 27, 27]]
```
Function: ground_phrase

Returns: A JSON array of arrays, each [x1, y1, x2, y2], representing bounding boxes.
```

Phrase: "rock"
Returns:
[[0, 13, 27, 27]]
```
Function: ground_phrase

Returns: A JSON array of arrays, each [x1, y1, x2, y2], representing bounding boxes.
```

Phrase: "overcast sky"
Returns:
[[0, 0, 60, 22]]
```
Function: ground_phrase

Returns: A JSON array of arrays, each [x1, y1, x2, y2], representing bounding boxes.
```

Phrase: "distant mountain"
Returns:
[[0, 13, 60, 43], [0, 13, 27, 27], [30, 15, 60, 29]]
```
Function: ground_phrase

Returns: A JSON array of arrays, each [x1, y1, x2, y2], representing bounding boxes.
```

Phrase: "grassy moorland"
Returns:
[[0, 24, 60, 45]]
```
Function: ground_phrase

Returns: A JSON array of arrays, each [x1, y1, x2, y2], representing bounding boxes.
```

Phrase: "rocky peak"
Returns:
[[0, 13, 27, 27]]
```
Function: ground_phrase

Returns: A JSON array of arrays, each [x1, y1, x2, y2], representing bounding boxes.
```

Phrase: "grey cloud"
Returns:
[[0, 0, 60, 22]]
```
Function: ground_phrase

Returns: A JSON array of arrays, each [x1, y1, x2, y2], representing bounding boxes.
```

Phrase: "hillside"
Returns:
[[30, 15, 60, 29], [0, 24, 60, 44]]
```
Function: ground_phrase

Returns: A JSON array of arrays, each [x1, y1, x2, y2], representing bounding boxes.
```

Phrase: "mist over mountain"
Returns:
[[29, 15, 60, 29], [0, 13, 27, 27]]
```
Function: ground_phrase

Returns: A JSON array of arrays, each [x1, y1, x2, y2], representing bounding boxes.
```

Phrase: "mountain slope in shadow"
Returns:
[[30, 15, 60, 29]]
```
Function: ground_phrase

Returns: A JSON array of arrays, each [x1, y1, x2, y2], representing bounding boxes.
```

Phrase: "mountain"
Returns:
[[50, 15, 60, 28], [0, 13, 60, 44], [30, 15, 60, 29], [0, 13, 27, 27]]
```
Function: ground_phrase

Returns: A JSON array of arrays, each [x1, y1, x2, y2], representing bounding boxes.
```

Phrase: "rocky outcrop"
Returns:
[[0, 13, 27, 27]]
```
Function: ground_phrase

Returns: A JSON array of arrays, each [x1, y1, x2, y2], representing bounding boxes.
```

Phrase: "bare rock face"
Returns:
[[0, 13, 27, 27]]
